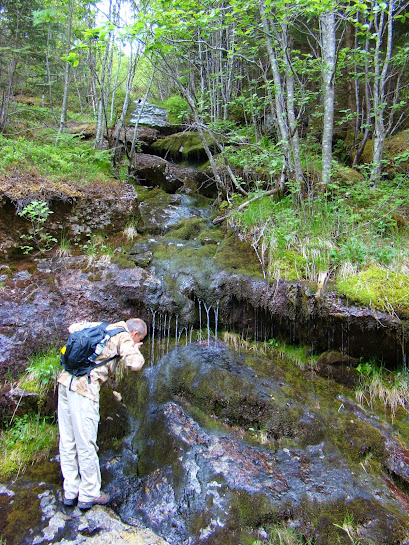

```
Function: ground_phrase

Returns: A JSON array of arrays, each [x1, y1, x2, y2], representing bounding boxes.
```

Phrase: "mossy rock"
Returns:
[[68, 122, 97, 138], [214, 234, 264, 278], [357, 130, 409, 170], [151, 131, 215, 163], [269, 250, 308, 281], [332, 163, 364, 184], [335, 266, 409, 316], [299, 496, 408, 545], [331, 416, 386, 465]]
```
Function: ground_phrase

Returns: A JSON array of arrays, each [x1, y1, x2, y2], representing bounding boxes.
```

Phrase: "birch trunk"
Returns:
[[370, 0, 393, 184], [320, 9, 336, 186], [259, 0, 291, 188], [58, 0, 74, 137], [113, 42, 140, 165]]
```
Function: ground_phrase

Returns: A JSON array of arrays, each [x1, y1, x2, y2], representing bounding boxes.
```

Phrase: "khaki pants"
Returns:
[[58, 384, 101, 502]]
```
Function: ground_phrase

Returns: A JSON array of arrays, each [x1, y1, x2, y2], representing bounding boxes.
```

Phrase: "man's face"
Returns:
[[132, 330, 146, 344]]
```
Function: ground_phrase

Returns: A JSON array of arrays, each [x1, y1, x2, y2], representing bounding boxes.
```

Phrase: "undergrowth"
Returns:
[[222, 332, 316, 370], [18, 346, 60, 406], [229, 174, 409, 314], [0, 133, 112, 183], [0, 414, 58, 479], [355, 359, 409, 420]]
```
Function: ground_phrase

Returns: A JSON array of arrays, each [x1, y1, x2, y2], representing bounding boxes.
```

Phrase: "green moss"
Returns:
[[0, 486, 43, 545], [268, 250, 308, 281], [331, 416, 386, 465], [151, 131, 213, 161], [229, 490, 278, 528], [214, 234, 264, 278], [335, 266, 409, 315], [0, 415, 58, 479], [111, 254, 136, 269], [153, 241, 217, 263], [299, 497, 408, 545], [164, 218, 209, 240], [136, 186, 174, 203]]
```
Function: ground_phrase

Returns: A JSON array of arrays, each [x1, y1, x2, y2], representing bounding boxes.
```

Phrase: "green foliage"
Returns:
[[18, 201, 57, 255], [0, 414, 58, 479], [18, 347, 60, 398], [162, 94, 190, 123], [252, 522, 312, 544], [230, 171, 409, 292], [0, 134, 112, 183], [79, 233, 114, 267], [336, 266, 409, 315], [355, 359, 409, 419]]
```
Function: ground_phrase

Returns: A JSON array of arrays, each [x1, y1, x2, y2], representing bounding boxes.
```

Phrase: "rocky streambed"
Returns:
[[1, 116, 409, 543]]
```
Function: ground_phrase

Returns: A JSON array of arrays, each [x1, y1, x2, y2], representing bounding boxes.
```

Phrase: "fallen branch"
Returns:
[[212, 188, 279, 225]]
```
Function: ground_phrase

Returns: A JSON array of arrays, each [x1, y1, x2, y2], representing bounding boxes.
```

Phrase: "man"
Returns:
[[57, 317, 147, 510]]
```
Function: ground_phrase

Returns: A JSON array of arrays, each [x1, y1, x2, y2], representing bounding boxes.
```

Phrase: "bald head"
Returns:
[[126, 318, 148, 339]]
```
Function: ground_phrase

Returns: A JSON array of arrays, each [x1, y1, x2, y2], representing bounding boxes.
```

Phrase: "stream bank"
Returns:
[[1, 111, 409, 544]]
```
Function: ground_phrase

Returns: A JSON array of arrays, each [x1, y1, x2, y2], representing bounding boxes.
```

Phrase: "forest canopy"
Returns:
[[1, 0, 409, 309]]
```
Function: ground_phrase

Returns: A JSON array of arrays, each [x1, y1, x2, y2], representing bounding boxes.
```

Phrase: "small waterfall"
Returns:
[[198, 299, 202, 341], [203, 302, 212, 346], [150, 309, 156, 365], [214, 300, 219, 340]]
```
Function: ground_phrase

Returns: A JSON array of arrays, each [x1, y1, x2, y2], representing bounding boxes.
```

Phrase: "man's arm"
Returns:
[[117, 334, 145, 371]]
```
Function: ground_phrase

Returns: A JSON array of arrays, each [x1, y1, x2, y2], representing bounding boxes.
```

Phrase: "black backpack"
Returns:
[[60, 322, 125, 383]]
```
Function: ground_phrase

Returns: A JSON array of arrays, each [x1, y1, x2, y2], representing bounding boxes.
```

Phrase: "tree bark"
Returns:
[[58, 0, 74, 137], [320, 9, 336, 186]]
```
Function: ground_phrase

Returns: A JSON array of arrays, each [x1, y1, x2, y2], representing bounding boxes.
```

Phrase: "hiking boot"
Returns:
[[63, 496, 77, 507], [78, 493, 110, 510]]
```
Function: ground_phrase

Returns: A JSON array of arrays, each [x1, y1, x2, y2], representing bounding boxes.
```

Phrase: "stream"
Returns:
[[1, 106, 409, 544]]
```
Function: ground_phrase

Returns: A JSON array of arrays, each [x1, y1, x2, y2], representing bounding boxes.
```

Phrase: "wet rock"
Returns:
[[314, 351, 360, 387], [106, 344, 409, 545], [0, 184, 139, 255], [129, 102, 170, 129], [0, 259, 162, 379], [128, 242, 153, 268], [130, 153, 217, 197], [0, 470, 169, 545]]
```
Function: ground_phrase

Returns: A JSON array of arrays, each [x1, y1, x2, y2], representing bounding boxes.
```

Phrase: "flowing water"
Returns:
[[1, 114, 409, 545]]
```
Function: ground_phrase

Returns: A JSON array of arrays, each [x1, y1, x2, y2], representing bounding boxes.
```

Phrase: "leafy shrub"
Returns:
[[162, 94, 190, 123], [18, 200, 57, 255]]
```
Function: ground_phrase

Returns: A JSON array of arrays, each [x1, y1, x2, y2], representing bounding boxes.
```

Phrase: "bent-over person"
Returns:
[[57, 317, 147, 510]]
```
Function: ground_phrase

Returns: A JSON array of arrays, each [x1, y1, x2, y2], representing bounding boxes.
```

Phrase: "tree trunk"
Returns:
[[370, 0, 393, 184], [259, 0, 291, 188], [320, 9, 336, 186], [58, 0, 74, 137]]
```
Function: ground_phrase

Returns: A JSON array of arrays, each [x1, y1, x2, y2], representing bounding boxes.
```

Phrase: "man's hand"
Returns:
[[113, 391, 122, 402], [135, 341, 143, 349]]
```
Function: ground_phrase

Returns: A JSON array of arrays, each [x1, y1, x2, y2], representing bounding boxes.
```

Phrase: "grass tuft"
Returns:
[[0, 414, 58, 480]]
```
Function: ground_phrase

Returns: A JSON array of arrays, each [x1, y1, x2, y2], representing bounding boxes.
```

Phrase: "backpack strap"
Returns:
[[85, 326, 126, 383]]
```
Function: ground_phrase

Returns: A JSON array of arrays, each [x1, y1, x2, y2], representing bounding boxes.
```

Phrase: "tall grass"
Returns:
[[231, 176, 409, 294], [355, 360, 409, 420], [0, 414, 58, 479], [0, 133, 111, 183], [253, 523, 313, 545]]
